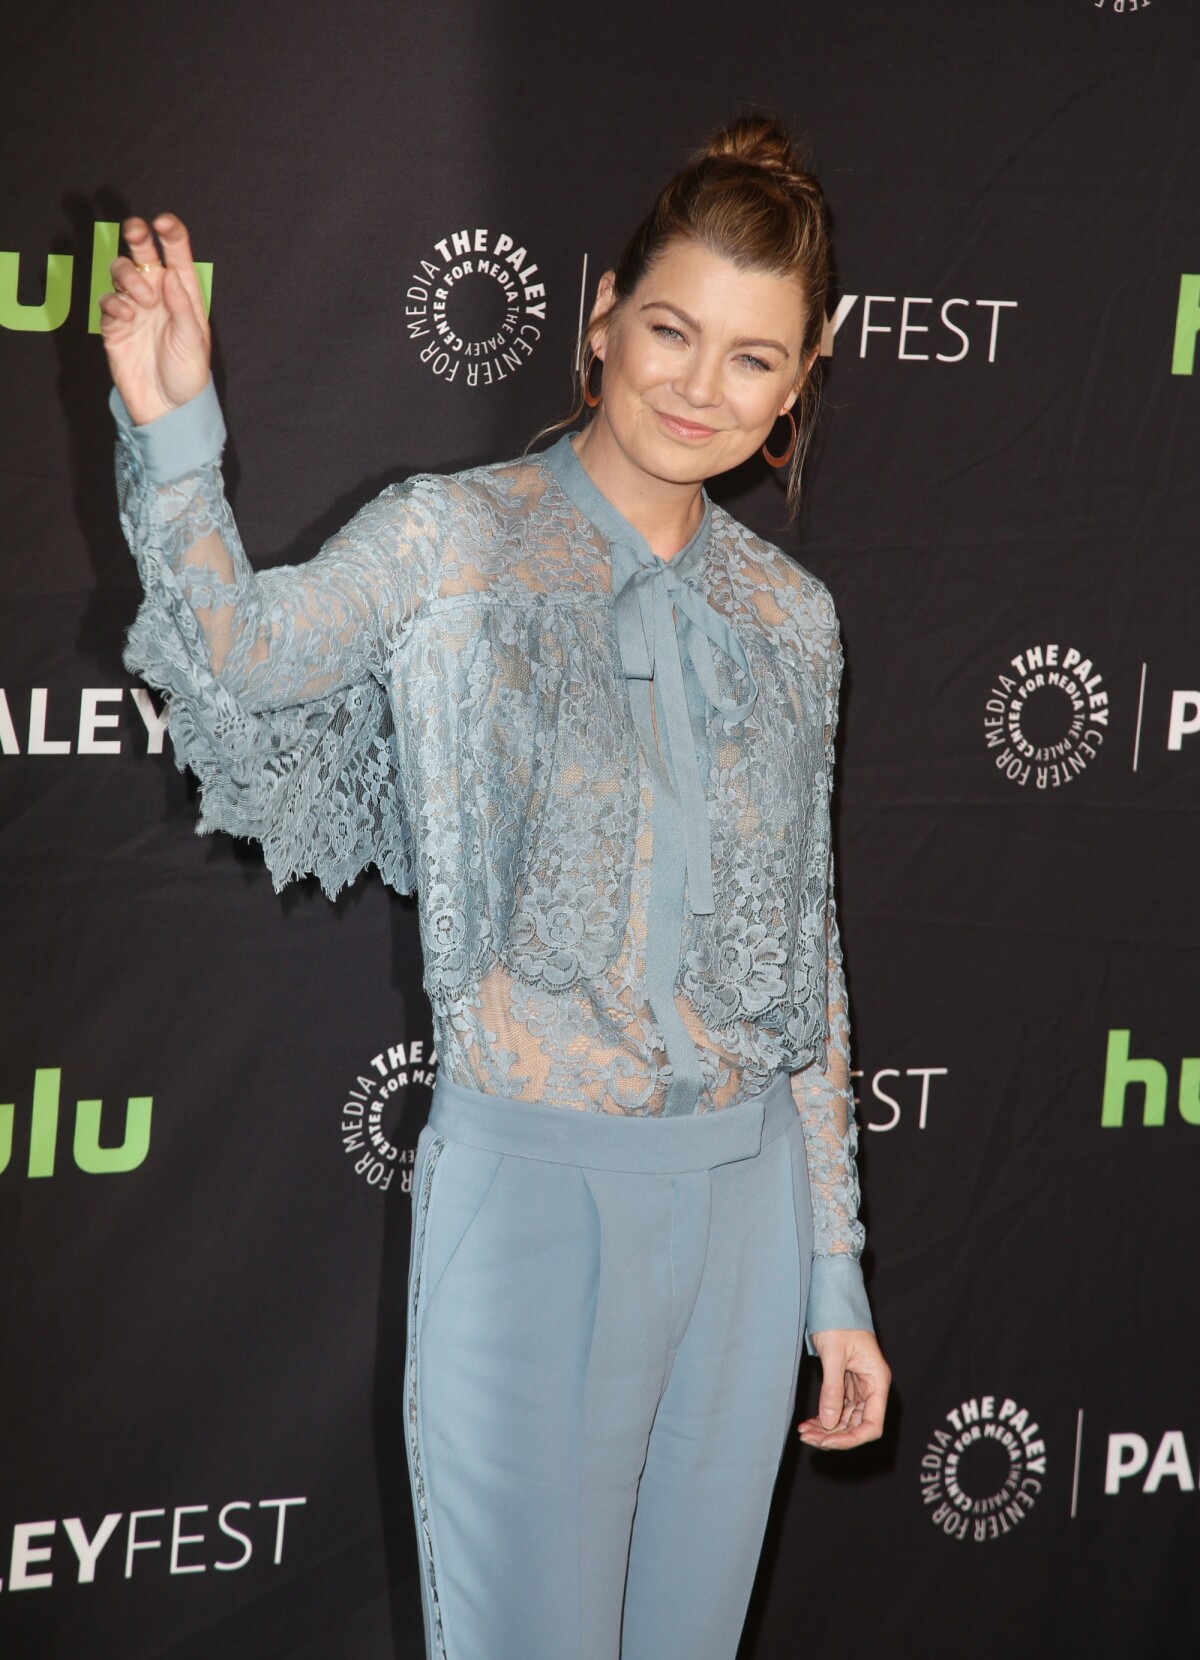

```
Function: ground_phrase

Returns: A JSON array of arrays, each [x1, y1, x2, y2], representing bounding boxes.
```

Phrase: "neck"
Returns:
[[570, 415, 705, 562]]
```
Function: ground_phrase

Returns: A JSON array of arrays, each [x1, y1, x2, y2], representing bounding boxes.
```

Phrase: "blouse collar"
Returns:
[[539, 430, 713, 578]]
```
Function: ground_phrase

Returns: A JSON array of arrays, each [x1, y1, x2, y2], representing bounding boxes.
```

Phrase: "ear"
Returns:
[[586, 269, 618, 359], [781, 343, 820, 414]]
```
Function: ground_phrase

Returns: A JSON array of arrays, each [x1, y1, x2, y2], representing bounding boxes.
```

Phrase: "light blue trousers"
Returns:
[[403, 1070, 814, 1660]]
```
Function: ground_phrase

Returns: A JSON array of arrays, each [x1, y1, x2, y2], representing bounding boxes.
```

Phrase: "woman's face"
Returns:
[[588, 238, 816, 488]]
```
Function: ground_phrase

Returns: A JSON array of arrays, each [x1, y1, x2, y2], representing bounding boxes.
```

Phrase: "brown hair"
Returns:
[[535, 114, 832, 517]]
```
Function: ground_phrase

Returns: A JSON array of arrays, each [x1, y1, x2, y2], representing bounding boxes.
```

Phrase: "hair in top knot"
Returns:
[[556, 113, 832, 517], [701, 114, 813, 187]]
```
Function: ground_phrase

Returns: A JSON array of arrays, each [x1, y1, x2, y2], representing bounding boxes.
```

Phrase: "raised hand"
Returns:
[[98, 214, 211, 427]]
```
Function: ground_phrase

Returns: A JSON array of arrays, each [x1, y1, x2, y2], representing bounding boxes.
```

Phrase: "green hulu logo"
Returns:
[[0, 1068, 152, 1175], [1101, 1031, 1200, 1127], [0, 223, 213, 333], [1173, 275, 1200, 376]]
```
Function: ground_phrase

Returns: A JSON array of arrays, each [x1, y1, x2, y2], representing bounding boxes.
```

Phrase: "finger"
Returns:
[[799, 1371, 889, 1446], [799, 1421, 880, 1450], [834, 1377, 858, 1428], [158, 265, 210, 367], [817, 1357, 847, 1431], [160, 262, 198, 319], [841, 1372, 869, 1428], [798, 1420, 841, 1445], [97, 291, 135, 328], [121, 217, 163, 272], [109, 255, 158, 307], [855, 1377, 889, 1441], [152, 213, 208, 320], [798, 1406, 882, 1448], [835, 1372, 887, 1438]]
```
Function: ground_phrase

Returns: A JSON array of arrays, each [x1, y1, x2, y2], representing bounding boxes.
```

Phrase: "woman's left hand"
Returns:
[[797, 1329, 891, 1450]]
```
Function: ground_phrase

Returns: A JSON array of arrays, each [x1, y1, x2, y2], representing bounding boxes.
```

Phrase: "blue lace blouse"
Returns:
[[110, 377, 874, 1346]]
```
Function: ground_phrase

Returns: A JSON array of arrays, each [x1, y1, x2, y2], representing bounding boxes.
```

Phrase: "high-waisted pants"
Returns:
[[402, 1069, 815, 1660]]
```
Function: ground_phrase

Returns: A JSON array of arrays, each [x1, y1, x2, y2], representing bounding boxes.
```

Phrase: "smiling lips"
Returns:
[[655, 410, 719, 439]]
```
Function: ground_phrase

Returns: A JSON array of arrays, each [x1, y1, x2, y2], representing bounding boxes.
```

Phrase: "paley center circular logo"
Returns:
[[405, 226, 547, 388], [338, 1038, 437, 1193], [984, 642, 1110, 788], [919, 1393, 1048, 1543]]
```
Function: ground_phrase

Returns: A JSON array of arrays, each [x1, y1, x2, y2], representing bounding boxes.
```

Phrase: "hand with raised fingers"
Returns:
[[98, 214, 211, 427], [797, 1328, 891, 1451]]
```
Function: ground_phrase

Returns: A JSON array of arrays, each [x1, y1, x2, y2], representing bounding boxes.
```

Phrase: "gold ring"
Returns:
[[131, 259, 159, 274]]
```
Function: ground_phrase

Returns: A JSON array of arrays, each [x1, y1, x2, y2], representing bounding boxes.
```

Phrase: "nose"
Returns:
[[674, 348, 723, 409]]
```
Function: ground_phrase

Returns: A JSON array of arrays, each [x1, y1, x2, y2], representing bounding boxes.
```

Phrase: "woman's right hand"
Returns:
[[98, 214, 212, 427]]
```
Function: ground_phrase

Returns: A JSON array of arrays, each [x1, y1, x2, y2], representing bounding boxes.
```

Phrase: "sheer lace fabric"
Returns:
[[112, 381, 869, 1306]]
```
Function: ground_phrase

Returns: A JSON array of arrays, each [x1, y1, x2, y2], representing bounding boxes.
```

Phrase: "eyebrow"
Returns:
[[638, 299, 791, 357]]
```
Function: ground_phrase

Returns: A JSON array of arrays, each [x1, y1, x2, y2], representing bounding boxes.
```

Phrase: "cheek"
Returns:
[[607, 330, 676, 387], [622, 346, 672, 392], [731, 380, 788, 427]]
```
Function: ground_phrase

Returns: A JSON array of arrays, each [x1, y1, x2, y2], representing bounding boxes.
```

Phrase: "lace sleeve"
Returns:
[[112, 378, 443, 900], [789, 616, 876, 1353]]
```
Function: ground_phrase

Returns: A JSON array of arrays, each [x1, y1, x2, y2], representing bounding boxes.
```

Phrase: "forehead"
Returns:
[[632, 238, 807, 337]]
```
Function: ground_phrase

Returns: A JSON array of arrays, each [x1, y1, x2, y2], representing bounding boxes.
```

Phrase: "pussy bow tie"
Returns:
[[610, 538, 759, 916]]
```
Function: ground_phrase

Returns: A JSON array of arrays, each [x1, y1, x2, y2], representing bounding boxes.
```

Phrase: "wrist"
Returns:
[[126, 377, 210, 428], [109, 375, 225, 482]]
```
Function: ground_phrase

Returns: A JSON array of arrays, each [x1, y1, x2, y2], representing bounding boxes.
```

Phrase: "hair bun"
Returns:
[[701, 115, 823, 203]]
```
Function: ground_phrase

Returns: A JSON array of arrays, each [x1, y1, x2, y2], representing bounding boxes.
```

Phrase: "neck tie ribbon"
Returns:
[[610, 539, 759, 916]]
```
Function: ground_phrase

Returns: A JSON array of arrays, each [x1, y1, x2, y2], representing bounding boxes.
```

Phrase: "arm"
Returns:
[[112, 375, 437, 712], [103, 212, 434, 711], [790, 861, 873, 1357], [791, 613, 891, 1449], [101, 215, 442, 899]]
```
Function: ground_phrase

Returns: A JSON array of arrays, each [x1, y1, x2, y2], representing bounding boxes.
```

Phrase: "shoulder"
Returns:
[[709, 502, 839, 646], [384, 450, 550, 536], [342, 454, 529, 565]]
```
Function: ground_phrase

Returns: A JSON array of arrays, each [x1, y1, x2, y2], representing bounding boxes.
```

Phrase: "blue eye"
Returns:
[[653, 324, 685, 341], [739, 354, 771, 373]]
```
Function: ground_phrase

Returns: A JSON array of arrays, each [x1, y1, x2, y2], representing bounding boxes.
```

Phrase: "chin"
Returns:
[[644, 443, 713, 484], [639, 425, 724, 471]]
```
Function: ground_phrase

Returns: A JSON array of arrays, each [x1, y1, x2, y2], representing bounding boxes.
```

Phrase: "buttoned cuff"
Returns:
[[109, 375, 226, 484], [804, 1252, 875, 1357]]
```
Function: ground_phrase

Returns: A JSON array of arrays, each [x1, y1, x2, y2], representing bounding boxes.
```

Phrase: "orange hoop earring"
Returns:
[[583, 349, 603, 408], [762, 409, 797, 469]]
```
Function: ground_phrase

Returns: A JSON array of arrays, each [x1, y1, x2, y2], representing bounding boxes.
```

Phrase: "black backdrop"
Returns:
[[2, 3, 1198, 1656]]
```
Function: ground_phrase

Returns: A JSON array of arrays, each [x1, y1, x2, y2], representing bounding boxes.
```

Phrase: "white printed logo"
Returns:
[[920, 1394, 1047, 1543], [820, 295, 1017, 362], [1106, 1430, 1197, 1495], [985, 643, 1110, 788], [339, 1039, 436, 1193], [854, 1065, 949, 1132], [405, 228, 546, 387], [0, 687, 167, 756], [0, 1496, 305, 1592]]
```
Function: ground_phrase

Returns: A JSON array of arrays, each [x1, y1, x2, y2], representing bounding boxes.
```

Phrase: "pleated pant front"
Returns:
[[402, 1070, 815, 1660]]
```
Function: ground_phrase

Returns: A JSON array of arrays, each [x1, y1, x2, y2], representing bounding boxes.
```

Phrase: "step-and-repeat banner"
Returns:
[[2, 3, 1197, 1656]]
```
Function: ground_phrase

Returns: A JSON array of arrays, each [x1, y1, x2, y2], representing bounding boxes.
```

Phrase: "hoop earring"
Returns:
[[762, 409, 797, 469], [583, 349, 603, 408]]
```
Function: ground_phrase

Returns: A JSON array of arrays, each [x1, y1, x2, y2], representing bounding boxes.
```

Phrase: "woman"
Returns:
[[102, 116, 891, 1660]]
